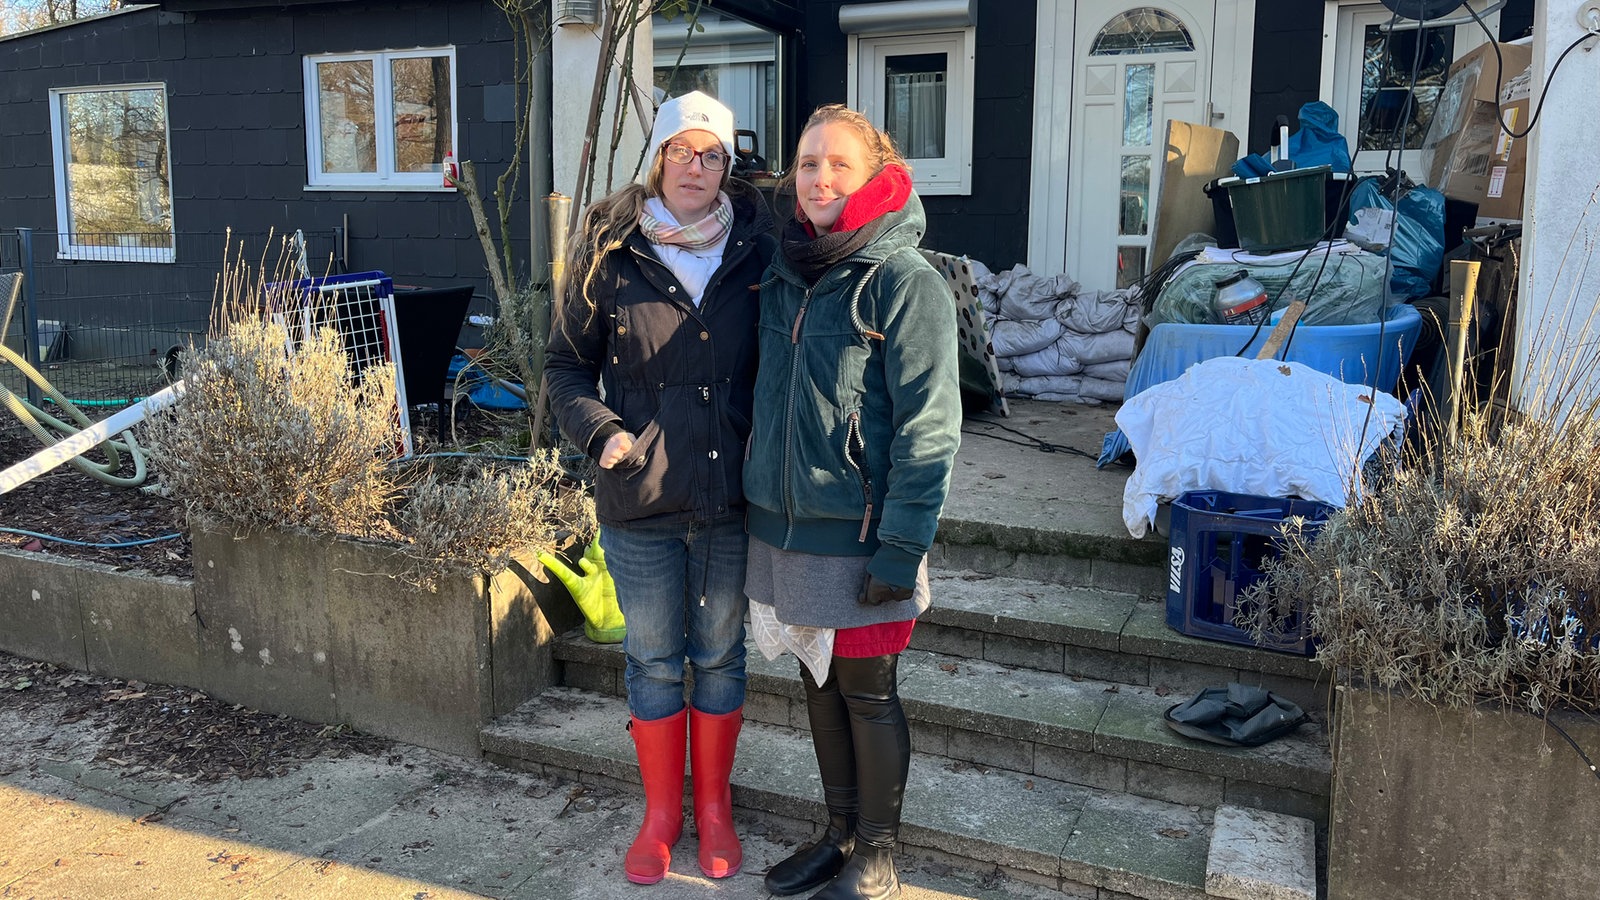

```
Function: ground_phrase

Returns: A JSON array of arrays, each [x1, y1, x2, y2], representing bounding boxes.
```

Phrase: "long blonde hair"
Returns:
[[566, 142, 731, 324], [777, 104, 910, 203]]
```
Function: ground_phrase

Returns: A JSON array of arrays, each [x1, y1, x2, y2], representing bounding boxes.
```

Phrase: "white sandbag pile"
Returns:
[[977, 264, 1142, 404]]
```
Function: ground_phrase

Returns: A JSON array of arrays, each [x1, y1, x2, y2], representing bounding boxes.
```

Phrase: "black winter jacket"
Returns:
[[545, 180, 777, 528]]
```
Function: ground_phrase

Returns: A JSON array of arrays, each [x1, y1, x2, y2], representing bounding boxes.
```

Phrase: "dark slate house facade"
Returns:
[[1, 0, 1538, 329], [2, 0, 527, 328]]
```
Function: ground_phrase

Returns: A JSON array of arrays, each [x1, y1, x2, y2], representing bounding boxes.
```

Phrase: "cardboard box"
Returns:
[[1424, 41, 1533, 208], [1476, 66, 1532, 220]]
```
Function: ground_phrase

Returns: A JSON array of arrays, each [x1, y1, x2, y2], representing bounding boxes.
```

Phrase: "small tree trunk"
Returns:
[[457, 160, 513, 305]]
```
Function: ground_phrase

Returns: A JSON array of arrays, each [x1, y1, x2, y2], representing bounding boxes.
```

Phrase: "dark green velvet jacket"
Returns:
[[744, 192, 962, 589]]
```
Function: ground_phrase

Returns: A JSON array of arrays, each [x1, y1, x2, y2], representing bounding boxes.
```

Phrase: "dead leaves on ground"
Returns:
[[1, 652, 389, 783]]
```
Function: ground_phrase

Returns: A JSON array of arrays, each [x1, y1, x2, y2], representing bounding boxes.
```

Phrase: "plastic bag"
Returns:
[[1232, 102, 1354, 177], [1286, 102, 1354, 174], [1147, 244, 1394, 327], [1346, 178, 1445, 300]]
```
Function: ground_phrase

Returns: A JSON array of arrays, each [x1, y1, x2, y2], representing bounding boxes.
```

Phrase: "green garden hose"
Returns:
[[0, 341, 149, 489]]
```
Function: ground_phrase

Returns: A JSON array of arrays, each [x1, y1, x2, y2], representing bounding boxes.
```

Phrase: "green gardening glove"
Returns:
[[537, 532, 626, 644]]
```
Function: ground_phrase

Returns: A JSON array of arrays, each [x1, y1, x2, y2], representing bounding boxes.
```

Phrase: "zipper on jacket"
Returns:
[[844, 410, 874, 543], [781, 287, 813, 547]]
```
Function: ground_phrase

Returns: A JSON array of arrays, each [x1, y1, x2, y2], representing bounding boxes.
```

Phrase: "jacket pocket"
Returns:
[[844, 409, 875, 542], [594, 418, 672, 522]]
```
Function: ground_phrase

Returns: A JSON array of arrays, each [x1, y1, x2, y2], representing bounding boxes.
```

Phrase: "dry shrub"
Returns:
[[1250, 392, 1600, 714], [144, 239, 596, 590], [397, 451, 595, 589], [145, 311, 403, 540]]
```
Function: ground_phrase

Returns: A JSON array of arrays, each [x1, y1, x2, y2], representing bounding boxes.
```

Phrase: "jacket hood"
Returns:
[[725, 177, 776, 237], [855, 189, 926, 260]]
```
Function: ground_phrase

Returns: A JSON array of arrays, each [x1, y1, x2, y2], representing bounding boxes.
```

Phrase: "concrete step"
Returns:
[[482, 687, 1217, 900], [930, 529, 1167, 594], [556, 636, 1330, 825], [918, 570, 1330, 716], [940, 403, 1163, 580]]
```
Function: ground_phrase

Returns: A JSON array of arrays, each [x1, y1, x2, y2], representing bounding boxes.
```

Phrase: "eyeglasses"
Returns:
[[663, 142, 729, 171]]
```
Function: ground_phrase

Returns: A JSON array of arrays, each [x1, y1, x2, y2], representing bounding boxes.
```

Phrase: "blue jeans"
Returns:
[[600, 517, 749, 721]]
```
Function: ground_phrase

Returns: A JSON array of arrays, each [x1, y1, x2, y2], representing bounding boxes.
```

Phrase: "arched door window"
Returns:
[[1090, 8, 1195, 57]]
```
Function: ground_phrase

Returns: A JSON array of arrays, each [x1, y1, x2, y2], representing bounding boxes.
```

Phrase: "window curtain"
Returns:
[[886, 72, 946, 159]]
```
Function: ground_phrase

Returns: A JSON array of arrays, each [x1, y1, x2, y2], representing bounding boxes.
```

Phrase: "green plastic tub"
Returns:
[[1224, 164, 1331, 254]]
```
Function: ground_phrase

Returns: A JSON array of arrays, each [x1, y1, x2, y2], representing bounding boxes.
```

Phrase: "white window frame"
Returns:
[[847, 28, 975, 196], [303, 47, 459, 191], [1319, 0, 1500, 174], [48, 83, 177, 263]]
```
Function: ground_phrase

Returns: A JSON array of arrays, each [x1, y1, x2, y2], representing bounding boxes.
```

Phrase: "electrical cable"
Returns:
[[1544, 714, 1600, 784], [0, 526, 183, 549], [1467, 4, 1599, 141], [960, 418, 1097, 462]]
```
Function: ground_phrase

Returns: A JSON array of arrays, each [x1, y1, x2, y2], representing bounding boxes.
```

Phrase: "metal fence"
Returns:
[[1, 227, 341, 409]]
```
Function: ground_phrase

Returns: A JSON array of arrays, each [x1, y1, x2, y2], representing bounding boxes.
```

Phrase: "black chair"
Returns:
[[390, 284, 475, 445]]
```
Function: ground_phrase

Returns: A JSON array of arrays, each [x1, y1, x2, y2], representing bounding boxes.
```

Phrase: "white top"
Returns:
[[642, 197, 729, 307]]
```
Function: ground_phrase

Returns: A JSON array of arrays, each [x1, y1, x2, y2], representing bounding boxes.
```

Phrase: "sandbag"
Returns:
[[982, 264, 1080, 322], [1002, 373, 1081, 396], [1083, 359, 1131, 382], [1009, 341, 1084, 378], [1033, 392, 1103, 405], [989, 317, 1066, 357], [1056, 329, 1136, 368], [1078, 376, 1127, 403], [1057, 288, 1139, 335]]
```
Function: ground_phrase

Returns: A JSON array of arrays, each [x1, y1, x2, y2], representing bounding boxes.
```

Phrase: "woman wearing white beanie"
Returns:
[[545, 90, 775, 885]]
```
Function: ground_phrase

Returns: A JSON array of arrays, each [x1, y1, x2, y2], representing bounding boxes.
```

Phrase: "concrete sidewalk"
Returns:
[[0, 703, 1062, 900]]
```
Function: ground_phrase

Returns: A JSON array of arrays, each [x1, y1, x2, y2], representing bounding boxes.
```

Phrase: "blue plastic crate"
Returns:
[[1166, 491, 1335, 655]]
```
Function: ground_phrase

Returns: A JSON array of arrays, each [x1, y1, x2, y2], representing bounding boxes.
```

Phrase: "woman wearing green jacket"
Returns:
[[745, 104, 962, 900]]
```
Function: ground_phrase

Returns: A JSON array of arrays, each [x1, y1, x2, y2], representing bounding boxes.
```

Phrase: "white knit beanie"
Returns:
[[648, 91, 736, 161]]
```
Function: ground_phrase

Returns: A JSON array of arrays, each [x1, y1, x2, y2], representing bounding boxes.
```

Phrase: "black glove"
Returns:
[[857, 573, 913, 606]]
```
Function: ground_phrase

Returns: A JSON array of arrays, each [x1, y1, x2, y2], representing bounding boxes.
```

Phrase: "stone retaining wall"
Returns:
[[1330, 688, 1600, 899], [0, 531, 582, 757]]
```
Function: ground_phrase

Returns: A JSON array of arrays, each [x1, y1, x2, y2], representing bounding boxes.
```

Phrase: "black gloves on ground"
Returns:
[[857, 574, 913, 606]]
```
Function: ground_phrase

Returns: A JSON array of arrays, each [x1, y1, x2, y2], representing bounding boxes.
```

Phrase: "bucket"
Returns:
[[1215, 165, 1332, 254]]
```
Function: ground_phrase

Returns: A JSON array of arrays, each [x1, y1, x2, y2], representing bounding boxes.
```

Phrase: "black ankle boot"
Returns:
[[766, 661, 860, 896], [764, 811, 855, 895], [807, 839, 899, 900]]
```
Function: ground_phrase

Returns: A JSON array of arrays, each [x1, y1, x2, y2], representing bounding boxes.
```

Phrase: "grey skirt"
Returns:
[[743, 536, 931, 629]]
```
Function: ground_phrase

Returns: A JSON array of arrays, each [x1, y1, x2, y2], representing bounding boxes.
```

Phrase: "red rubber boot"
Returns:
[[690, 706, 744, 878], [625, 709, 687, 884]]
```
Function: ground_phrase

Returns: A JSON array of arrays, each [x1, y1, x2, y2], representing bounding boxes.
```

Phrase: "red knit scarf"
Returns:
[[783, 164, 914, 284], [798, 163, 914, 237]]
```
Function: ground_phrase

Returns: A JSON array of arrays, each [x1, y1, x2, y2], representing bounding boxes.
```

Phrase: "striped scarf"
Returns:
[[638, 193, 734, 250]]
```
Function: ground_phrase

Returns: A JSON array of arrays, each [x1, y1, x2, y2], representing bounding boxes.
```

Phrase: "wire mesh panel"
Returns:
[[0, 228, 340, 411], [269, 271, 412, 457]]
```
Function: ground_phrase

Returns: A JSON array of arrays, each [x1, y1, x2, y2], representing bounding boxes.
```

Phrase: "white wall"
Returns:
[[1515, 2, 1600, 415], [550, 11, 653, 208]]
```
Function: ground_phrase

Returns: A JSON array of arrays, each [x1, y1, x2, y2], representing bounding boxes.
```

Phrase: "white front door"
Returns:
[[1029, 0, 1254, 290]]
